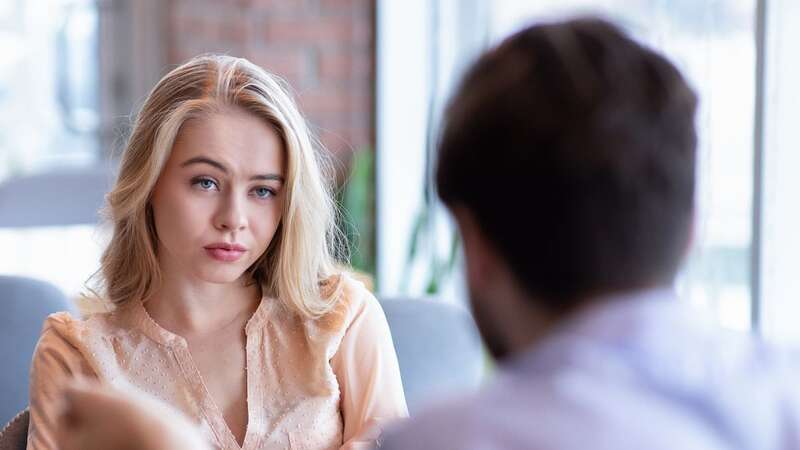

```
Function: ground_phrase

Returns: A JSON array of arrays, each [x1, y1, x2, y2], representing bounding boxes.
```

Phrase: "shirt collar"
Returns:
[[504, 286, 693, 373]]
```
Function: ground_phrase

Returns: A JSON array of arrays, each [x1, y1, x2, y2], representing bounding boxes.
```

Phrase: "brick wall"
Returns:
[[165, 0, 375, 169]]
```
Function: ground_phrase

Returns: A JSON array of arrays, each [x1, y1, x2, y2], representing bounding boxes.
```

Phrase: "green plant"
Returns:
[[401, 200, 460, 295], [338, 148, 376, 278]]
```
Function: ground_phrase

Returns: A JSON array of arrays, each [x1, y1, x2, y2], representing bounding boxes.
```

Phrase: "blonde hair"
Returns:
[[95, 55, 345, 319]]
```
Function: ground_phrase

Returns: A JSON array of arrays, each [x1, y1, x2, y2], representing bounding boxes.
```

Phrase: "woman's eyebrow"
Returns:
[[180, 156, 228, 173], [181, 156, 284, 183], [250, 174, 284, 183]]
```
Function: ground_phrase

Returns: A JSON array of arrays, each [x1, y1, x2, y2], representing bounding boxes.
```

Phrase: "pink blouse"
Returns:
[[27, 275, 409, 450]]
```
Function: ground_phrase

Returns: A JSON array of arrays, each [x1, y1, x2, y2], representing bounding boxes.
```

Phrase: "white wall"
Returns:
[[375, 0, 431, 296], [759, 0, 800, 343]]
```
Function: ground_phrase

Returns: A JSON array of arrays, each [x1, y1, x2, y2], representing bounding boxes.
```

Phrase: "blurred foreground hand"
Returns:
[[57, 380, 212, 450]]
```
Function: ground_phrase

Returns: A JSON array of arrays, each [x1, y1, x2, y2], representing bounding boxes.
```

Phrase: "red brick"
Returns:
[[317, 128, 355, 154], [319, 51, 350, 78], [247, 0, 308, 12], [320, 50, 372, 80], [351, 17, 373, 43], [299, 90, 351, 114], [319, 0, 353, 9], [216, 15, 257, 44], [173, 15, 215, 41], [264, 17, 353, 45], [320, 0, 374, 16], [310, 113, 351, 131], [167, 0, 374, 163], [350, 91, 372, 115], [345, 126, 372, 149], [249, 49, 307, 85]]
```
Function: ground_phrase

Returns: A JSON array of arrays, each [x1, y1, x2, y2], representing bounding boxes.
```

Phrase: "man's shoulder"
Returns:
[[380, 375, 559, 449], [379, 368, 733, 450], [380, 389, 490, 450]]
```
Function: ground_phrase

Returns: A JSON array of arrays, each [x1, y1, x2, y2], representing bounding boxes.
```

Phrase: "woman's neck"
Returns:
[[144, 272, 261, 338]]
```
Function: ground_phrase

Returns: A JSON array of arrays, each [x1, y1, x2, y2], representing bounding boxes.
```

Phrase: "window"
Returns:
[[378, 1, 771, 331], [0, 0, 99, 179], [0, 0, 101, 299]]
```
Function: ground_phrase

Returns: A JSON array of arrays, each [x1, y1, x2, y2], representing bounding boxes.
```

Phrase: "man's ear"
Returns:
[[450, 206, 498, 292]]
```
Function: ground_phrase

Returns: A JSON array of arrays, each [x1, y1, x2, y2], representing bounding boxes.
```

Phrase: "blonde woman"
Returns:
[[27, 55, 408, 450]]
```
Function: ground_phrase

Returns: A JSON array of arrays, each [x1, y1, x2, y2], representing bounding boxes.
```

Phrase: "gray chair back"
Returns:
[[380, 297, 484, 413], [0, 409, 28, 450], [0, 276, 73, 426]]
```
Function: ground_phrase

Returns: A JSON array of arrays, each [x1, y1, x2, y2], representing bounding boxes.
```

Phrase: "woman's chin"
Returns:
[[195, 267, 248, 285]]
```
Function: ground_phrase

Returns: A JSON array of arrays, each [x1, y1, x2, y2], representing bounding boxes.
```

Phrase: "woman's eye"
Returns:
[[192, 177, 218, 191], [253, 187, 274, 199]]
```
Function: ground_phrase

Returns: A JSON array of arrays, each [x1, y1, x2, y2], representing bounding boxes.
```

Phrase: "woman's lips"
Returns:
[[204, 243, 247, 262]]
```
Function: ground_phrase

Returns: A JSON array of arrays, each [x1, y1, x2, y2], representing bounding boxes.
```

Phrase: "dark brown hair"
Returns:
[[437, 17, 698, 312]]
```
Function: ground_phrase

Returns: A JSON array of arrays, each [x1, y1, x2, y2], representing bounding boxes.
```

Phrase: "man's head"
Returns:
[[437, 18, 698, 358]]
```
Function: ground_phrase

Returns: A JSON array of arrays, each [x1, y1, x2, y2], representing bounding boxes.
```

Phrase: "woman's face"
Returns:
[[150, 107, 285, 285]]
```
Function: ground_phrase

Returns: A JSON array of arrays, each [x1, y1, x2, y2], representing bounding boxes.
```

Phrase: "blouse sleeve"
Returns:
[[330, 290, 409, 449], [27, 315, 96, 450]]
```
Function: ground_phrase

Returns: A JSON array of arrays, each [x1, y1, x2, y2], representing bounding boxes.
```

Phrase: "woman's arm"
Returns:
[[330, 291, 409, 449], [27, 317, 96, 450]]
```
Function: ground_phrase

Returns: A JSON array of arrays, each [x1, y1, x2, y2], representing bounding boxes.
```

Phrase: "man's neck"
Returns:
[[510, 283, 678, 354]]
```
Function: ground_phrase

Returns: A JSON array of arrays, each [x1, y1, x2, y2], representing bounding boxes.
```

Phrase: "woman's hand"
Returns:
[[57, 380, 212, 450]]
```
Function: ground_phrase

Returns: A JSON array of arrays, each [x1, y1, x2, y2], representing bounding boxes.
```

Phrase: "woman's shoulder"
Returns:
[[38, 307, 132, 348], [339, 271, 377, 307], [40, 311, 87, 338], [32, 312, 94, 365], [315, 271, 384, 333], [31, 309, 136, 386]]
